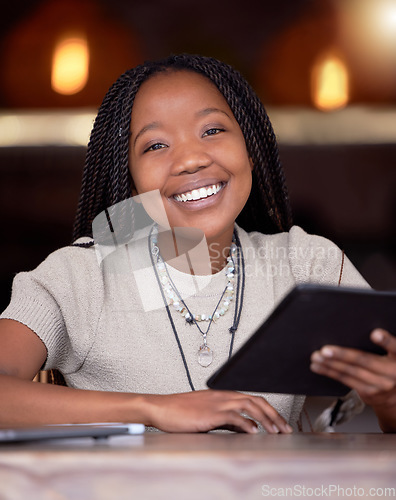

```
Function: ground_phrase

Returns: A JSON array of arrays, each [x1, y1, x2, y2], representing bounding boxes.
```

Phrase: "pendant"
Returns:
[[198, 345, 213, 367]]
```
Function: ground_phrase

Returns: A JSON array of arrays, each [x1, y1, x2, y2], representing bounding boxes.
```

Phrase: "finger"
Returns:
[[371, 329, 396, 357], [312, 344, 396, 380], [230, 395, 293, 434], [310, 359, 395, 395], [217, 410, 260, 434], [250, 396, 293, 434], [222, 397, 278, 434], [210, 391, 293, 433], [239, 399, 281, 434], [311, 355, 395, 390], [310, 361, 379, 396], [216, 422, 259, 434]]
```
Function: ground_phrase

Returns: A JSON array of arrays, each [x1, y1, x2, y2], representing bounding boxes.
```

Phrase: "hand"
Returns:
[[310, 329, 396, 431], [142, 389, 293, 434]]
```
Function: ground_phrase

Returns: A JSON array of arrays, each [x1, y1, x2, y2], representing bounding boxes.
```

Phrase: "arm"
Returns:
[[311, 328, 396, 432], [0, 319, 148, 426], [0, 319, 292, 434]]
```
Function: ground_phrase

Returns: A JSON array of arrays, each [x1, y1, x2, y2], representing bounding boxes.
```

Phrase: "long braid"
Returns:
[[73, 71, 146, 240], [72, 54, 292, 243]]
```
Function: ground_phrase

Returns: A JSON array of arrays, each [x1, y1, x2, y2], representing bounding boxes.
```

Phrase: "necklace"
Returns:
[[153, 243, 237, 325], [149, 226, 245, 388], [151, 231, 237, 367]]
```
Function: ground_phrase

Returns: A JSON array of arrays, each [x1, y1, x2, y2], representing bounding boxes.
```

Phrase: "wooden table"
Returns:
[[1, 433, 396, 500]]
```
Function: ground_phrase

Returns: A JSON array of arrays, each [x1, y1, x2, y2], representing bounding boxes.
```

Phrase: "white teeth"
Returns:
[[174, 183, 223, 202]]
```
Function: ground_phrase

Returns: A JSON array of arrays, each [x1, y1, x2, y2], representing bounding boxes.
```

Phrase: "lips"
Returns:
[[173, 182, 224, 202]]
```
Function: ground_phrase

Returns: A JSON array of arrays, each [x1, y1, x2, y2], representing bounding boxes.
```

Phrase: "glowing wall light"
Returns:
[[311, 53, 349, 111], [377, 0, 396, 35], [51, 36, 89, 95]]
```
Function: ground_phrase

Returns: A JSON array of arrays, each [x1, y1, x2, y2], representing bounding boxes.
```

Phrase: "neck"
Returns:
[[156, 225, 235, 275]]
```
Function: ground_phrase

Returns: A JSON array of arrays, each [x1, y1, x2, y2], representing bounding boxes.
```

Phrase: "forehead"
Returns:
[[131, 70, 231, 119]]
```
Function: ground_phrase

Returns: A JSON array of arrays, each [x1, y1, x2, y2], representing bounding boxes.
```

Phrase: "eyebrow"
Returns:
[[132, 108, 231, 146], [195, 107, 231, 119], [133, 121, 161, 146]]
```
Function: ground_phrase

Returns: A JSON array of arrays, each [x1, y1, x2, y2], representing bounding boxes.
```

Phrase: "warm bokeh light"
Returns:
[[378, 0, 396, 34], [51, 36, 89, 95], [311, 54, 349, 111], [0, 111, 95, 147], [335, 0, 396, 101]]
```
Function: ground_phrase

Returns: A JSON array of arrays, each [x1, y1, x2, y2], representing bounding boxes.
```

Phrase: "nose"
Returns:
[[170, 142, 212, 175]]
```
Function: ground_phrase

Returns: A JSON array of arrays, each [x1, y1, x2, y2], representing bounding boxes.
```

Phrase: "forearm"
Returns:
[[0, 376, 294, 434], [0, 374, 148, 426]]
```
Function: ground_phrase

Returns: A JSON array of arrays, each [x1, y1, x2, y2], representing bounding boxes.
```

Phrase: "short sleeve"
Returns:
[[0, 243, 104, 373], [1, 272, 68, 369]]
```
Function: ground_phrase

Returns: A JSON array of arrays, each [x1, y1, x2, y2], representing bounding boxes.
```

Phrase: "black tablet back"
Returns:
[[207, 285, 395, 396]]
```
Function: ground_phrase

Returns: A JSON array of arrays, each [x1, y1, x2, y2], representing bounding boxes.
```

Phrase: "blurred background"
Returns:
[[0, 0, 395, 429]]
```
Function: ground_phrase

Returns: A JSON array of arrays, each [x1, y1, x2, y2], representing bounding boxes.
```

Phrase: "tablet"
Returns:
[[0, 423, 145, 444], [207, 285, 395, 397]]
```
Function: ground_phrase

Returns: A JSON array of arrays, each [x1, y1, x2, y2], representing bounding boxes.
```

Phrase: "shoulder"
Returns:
[[238, 224, 337, 248], [36, 238, 97, 272], [237, 224, 367, 287], [236, 224, 288, 251], [11, 238, 104, 302], [237, 224, 326, 254], [1, 238, 105, 372], [238, 224, 340, 253], [285, 226, 369, 288]]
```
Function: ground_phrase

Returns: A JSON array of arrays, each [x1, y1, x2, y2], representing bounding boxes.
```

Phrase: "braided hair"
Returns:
[[72, 54, 292, 242]]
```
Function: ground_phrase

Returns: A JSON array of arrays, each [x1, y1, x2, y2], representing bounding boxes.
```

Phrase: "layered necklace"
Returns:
[[149, 226, 245, 391]]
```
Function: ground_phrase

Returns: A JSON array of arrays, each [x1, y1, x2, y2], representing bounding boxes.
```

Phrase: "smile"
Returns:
[[173, 183, 224, 202]]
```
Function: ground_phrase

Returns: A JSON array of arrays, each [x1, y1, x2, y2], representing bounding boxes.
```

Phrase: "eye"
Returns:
[[143, 142, 167, 153], [202, 128, 225, 137]]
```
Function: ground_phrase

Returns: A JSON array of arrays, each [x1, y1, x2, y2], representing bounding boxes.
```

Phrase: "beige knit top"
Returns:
[[0, 225, 368, 429]]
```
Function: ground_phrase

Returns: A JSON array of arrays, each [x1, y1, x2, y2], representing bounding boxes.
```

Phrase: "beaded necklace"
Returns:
[[148, 226, 245, 391]]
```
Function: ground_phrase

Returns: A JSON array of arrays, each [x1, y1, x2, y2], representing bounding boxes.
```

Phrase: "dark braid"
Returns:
[[72, 54, 292, 242]]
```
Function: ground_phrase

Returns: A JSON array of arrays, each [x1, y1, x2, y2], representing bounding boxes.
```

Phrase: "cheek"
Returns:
[[129, 158, 149, 191], [242, 170, 253, 202], [237, 158, 253, 202], [234, 152, 254, 184], [129, 159, 168, 197], [228, 137, 252, 171], [130, 169, 144, 191]]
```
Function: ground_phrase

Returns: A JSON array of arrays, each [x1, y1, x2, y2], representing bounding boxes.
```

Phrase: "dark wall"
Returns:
[[281, 144, 396, 291], [0, 147, 85, 310]]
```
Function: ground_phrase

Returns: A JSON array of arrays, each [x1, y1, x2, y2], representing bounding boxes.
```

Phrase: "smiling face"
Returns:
[[129, 70, 253, 246]]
